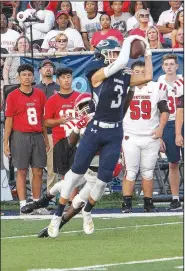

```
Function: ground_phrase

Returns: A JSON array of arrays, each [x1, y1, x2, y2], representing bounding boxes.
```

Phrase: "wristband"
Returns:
[[145, 48, 152, 57], [73, 126, 80, 134]]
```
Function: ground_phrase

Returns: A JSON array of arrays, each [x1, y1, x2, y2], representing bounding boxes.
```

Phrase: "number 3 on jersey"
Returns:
[[130, 100, 151, 120], [111, 85, 123, 108], [27, 108, 38, 125]]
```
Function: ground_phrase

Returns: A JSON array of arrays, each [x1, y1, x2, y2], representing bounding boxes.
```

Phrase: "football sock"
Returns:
[[20, 200, 26, 208], [84, 200, 94, 212], [144, 197, 153, 205], [123, 196, 132, 207], [172, 196, 179, 201], [55, 204, 66, 217]]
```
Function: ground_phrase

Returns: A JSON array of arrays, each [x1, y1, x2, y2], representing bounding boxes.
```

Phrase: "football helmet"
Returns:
[[74, 93, 92, 118], [94, 39, 121, 65]]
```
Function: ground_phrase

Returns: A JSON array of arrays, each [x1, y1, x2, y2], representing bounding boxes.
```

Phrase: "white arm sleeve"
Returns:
[[104, 35, 143, 78]]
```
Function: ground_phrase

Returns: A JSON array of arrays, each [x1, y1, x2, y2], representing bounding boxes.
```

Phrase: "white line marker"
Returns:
[[1, 222, 182, 240], [27, 256, 183, 271], [175, 266, 184, 269], [1, 212, 183, 220]]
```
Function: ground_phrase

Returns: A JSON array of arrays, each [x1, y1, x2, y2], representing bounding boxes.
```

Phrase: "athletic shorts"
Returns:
[[11, 131, 47, 169], [53, 138, 76, 176], [163, 121, 183, 163]]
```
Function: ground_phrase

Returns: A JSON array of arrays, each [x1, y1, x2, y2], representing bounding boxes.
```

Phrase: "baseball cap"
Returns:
[[38, 58, 55, 70], [56, 10, 70, 20]]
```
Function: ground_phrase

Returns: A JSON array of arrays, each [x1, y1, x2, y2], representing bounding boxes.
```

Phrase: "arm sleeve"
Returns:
[[157, 100, 170, 113], [32, 11, 55, 32], [104, 37, 134, 78], [5, 94, 14, 117], [176, 95, 184, 109]]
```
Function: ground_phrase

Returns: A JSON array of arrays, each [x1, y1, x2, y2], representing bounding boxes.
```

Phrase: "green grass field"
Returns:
[[1, 215, 183, 271]]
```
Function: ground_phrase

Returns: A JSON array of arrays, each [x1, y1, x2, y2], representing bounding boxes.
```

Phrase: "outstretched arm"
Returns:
[[91, 35, 147, 88]]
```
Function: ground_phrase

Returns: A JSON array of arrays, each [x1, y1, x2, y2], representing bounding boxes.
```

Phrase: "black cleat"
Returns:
[[21, 196, 50, 214], [121, 202, 132, 213], [38, 227, 49, 238], [144, 203, 158, 212], [167, 199, 182, 211]]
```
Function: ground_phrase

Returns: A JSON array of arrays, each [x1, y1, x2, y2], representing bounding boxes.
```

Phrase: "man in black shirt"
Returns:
[[147, 1, 170, 23]]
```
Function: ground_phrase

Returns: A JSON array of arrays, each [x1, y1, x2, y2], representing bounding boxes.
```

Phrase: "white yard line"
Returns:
[[1, 212, 183, 220], [27, 256, 183, 271], [1, 221, 183, 240]]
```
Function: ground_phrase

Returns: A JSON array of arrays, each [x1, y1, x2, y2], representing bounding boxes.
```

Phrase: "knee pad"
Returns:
[[61, 169, 84, 199], [72, 194, 86, 209], [141, 170, 154, 181], [125, 171, 137, 182], [49, 181, 63, 196], [90, 178, 107, 201], [79, 182, 94, 202]]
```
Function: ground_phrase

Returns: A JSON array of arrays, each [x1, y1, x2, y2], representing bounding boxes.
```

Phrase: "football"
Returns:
[[130, 39, 146, 59]]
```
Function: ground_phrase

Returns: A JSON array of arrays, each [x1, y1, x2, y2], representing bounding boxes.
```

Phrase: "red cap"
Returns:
[[56, 11, 69, 20]]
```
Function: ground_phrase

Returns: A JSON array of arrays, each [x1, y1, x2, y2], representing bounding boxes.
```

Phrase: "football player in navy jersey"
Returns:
[[48, 35, 153, 238]]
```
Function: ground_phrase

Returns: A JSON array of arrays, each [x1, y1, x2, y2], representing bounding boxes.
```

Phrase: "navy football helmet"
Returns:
[[94, 39, 121, 64]]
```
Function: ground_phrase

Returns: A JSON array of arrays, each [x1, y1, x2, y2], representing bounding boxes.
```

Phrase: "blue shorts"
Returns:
[[163, 121, 183, 163], [72, 121, 123, 183]]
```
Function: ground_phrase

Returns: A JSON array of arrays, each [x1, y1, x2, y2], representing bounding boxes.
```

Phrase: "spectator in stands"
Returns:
[[0, 47, 8, 87], [1, 12, 20, 53], [146, 26, 170, 49], [110, 1, 131, 37], [91, 13, 123, 50], [126, 1, 153, 33], [7, 1, 20, 32], [81, 1, 102, 50], [72, 1, 103, 25], [3, 36, 31, 85], [147, 2, 171, 23], [21, 0, 55, 47], [173, 28, 184, 48], [129, 9, 164, 43], [41, 11, 84, 52], [27, 1, 58, 13], [171, 9, 184, 47], [157, 1, 183, 47], [48, 33, 69, 53], [57, 1, 81, 32], [33, 59, 60, 201]]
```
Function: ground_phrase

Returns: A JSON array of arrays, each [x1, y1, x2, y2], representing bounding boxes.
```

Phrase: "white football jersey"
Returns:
[[158, 74, 183, 121], [123, 81, 168, 136], [174, 77, 184, 97]]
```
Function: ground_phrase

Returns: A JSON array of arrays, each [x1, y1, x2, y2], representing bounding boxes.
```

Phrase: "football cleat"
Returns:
[[82, 209, 94, 235], [167, 199, 182, 211], [21, 196, 50, 214], [121, 202, 132, 213], [48, 214, 62, 238], [38, 227, 49, 238]]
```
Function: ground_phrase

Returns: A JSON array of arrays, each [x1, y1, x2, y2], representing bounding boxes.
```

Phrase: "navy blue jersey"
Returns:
[[86, 60, 131, 122]]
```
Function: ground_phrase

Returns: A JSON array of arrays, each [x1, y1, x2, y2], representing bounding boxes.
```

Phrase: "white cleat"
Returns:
[[48, 214, 62, 238], [82, 209, 94, 235]]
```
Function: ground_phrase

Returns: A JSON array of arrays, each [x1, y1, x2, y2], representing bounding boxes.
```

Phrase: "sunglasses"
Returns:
[[139, 14, 149, 18], [57, 39, 68, 43]]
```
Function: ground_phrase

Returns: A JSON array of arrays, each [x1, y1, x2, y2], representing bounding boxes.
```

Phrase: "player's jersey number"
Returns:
[[130, 100, 151, 120], [59, 109, 76, 135], [168, 96, 178, 114], [27, 108, 38, 125], [111, 85, 123, 108]]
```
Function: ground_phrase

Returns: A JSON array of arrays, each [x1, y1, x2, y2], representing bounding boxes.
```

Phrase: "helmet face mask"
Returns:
[[77, 101, 90, 117], [74, 93, 92, 118], [94, 39, 121, 65]]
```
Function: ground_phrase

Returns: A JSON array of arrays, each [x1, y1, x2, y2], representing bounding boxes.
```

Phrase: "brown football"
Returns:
[[130, 39, 146, 59]]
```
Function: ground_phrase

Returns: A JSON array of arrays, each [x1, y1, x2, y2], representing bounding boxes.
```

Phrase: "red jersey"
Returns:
[[91, 29, 124, 47], [5, 88, 46, 133], [44, 91, 80, 145]]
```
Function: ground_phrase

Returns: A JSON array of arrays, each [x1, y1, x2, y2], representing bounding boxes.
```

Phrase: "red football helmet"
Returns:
[[75, 93, 92, 118]]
